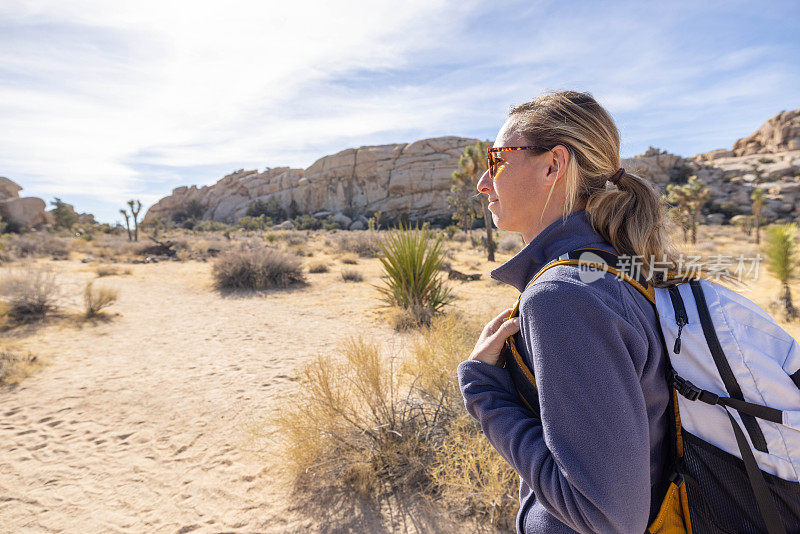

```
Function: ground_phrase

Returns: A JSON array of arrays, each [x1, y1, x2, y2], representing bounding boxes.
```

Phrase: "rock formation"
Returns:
[[0, 177, 52, 230], [144, 110, 800, 227], [143, 137, 480, 225], [732, 110, 800, 156]]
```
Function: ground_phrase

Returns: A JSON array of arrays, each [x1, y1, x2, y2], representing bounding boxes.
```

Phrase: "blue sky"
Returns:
[[1, 0, 798, 224]]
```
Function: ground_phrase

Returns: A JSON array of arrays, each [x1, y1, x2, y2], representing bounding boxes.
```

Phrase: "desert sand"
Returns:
[[0, 246, 518, 533]]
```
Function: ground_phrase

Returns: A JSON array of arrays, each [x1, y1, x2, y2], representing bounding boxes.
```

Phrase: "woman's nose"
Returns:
[[476, 169, 492, 194]]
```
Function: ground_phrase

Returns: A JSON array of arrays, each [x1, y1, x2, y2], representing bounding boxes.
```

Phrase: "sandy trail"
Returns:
[[1, 259, 497, 533]]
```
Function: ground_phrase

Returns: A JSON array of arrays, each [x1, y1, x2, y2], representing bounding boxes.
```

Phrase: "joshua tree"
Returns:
[[119, 209, 132, 241], [764, 223, 798, 321], [665, 176, 711, 245], [667, 206, 691, 243], [451, 140, 495, 261], [127, 200, 142, 242], [449, 166, 477, 232], [751, 188, 765, 245]]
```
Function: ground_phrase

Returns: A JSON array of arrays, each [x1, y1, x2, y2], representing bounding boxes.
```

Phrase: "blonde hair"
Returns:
[[508, 90, 680, 285]]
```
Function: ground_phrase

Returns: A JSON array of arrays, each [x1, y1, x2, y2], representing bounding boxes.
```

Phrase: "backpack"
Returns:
[[501, 247, 800, 534]]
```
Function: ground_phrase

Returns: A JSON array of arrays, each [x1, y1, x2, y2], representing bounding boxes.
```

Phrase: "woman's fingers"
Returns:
[[469, 310, 520, 367], [484, 307, 515, 336], [491, 315, 520, 343]]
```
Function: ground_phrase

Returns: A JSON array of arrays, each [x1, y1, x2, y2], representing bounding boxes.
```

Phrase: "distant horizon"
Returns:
[[2, 0, 798, 224], [7, 111, 790, 225]]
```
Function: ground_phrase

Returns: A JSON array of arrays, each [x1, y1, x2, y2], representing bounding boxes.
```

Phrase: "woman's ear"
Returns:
[[544, 145, 569, 185]]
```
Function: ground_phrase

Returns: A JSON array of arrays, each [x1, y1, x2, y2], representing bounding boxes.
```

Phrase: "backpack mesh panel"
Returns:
[[682, 430, 800, 533]]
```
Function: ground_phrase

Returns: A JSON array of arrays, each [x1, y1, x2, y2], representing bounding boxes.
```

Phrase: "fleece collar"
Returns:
[[490, 210, 616, 293]]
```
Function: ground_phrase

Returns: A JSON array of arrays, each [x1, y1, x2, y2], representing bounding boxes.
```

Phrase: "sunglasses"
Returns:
[[487, 146, 551, 180]]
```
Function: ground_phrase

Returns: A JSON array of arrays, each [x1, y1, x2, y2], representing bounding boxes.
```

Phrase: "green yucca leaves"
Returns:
[[765, 223, 797, 284], [376, 223, 454, 315]]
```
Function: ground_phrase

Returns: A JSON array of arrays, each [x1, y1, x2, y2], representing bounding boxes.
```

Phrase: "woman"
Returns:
[[457, 90, 676, 533]]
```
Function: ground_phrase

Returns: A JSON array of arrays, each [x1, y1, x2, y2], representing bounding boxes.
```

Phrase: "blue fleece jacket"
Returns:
[[457, 210, 671, 534]]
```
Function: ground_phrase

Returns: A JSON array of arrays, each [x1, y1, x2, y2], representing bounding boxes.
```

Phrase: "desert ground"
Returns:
[[0, 224, 797, 533]]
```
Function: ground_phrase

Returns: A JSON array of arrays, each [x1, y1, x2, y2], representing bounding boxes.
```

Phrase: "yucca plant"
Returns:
[[376, 223, 453, 327], [764, 223, 798, 320]]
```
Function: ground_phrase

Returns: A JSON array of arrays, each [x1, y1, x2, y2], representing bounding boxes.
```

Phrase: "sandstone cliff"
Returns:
[[143, 137, 479, 226]]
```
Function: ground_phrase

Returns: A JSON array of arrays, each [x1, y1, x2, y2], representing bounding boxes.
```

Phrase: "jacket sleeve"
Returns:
[[457, 278, 652, 534]]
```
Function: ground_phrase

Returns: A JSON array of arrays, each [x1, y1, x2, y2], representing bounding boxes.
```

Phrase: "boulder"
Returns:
[[0, 177, 22, 200], [0, 196, 51, 229], [333, 212, 352, 228], [349, 220, 366, 230]]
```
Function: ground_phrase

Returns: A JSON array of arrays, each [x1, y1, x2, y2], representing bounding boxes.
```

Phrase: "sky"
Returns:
[[1, 0, 798, 224]]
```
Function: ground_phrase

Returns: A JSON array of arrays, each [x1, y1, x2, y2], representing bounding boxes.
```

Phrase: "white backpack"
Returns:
[[502, 248, 800, 533]]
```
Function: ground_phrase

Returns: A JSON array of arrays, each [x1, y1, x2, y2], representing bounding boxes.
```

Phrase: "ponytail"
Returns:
[[585, 169, 681, 286]]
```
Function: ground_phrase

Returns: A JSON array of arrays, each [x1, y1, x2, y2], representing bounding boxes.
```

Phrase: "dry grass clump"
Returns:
[[271, 315, 517, 527], [430, 414, 519, 525], [0, 344, 42, 386], [273, 336, 427, 496], [336, 231, 381, 258], [94, 265, 131, 277], [340, 269, 363, 282], [307, 261, 329, 273], [0, 266, 59, 320], [83, 281, 118, 317], [5, 233, 69, 259], [272, 230, 308, 246], [498, 233, 522, 253], [340, 253, 359, 265], [451, 231, 468, 242], [212, 248, 307, 290]]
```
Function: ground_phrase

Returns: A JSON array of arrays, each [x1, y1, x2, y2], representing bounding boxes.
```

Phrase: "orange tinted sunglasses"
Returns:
[[488, 146, 551, 180]]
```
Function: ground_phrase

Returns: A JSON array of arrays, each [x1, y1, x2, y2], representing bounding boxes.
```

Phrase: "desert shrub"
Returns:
[[341, 269, 363, 282], [336, 231, 381, 258], [272, 336, 428, 496], [247, 197, 285, 220], [340, 253, 358, 265], [212, 248, 307, 290], [452, 230, 467, 243], [444, 224, 459, 238], [292, 214, 322, 230], [376, 223, 453, 328], [83, 281, 118, 317], [238, 215, 273, 231], [194, 220, 231, 232], [307, 261, 329, 273], [0, 266, 59, 319], [172, 199, 205, 224], [0, 345, 41, 386], [499, 233, 522, 252]]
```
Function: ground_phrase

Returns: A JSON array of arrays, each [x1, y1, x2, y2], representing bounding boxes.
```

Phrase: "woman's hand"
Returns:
[[468, 307, 520, 367]]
